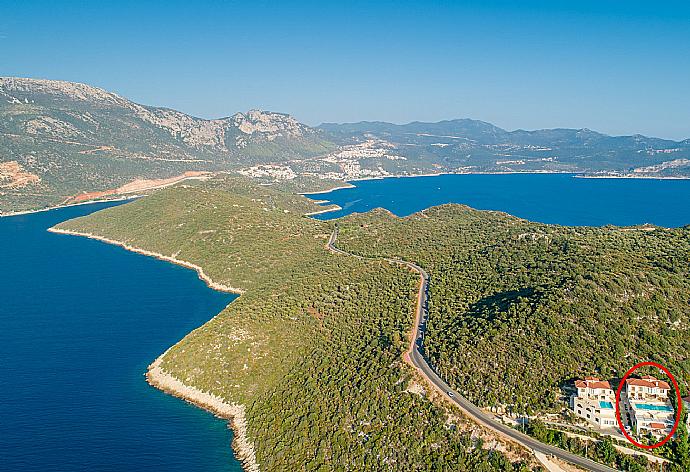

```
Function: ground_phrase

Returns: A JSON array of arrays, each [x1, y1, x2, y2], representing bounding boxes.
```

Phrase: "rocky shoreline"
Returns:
[[147, 354, 259, 472], [303, 204, 342, 216], [47, 226, 258, 471], [299, 182, 356, 195], [576, 174, 690, 180], [46, 227, 245, 294]]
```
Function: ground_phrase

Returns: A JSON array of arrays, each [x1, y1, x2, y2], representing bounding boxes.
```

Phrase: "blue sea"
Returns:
[[308, 173, 690, 227], [0, 202, 242, 472]]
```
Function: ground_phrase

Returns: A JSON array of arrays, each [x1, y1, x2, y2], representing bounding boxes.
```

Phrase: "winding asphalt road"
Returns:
[[327, 226, 618, 472]]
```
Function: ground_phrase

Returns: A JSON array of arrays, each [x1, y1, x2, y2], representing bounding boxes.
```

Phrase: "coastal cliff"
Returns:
[[147, 355, 259, 472]]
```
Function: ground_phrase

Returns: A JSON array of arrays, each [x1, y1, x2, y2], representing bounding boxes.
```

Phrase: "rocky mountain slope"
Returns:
[[0, 77, 334, 212]]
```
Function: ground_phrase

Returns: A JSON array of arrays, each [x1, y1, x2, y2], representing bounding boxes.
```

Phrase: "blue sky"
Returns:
[[2, 0, 689, 139]]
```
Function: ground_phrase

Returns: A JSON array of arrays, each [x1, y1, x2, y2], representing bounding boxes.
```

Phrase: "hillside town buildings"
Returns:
[[571, 375, 676, 439], [622, 376, 674, 438], [570, 377, 617, 429]]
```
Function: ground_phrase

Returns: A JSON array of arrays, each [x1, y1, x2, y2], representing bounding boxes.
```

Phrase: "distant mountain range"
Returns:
[[2, 77, 689, 212], [318, 119, 690, 176]]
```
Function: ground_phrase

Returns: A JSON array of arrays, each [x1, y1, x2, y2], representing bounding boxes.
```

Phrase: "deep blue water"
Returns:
[[307, 174, 690, 227], [0, 202, 242, 472]]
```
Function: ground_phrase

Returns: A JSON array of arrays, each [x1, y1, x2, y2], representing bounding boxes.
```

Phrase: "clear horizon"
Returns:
[[2, 0, 689, 140]]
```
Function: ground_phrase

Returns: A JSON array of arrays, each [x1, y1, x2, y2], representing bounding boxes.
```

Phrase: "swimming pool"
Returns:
[[634, 403, 674, 412], [599, 401, 614, 409]]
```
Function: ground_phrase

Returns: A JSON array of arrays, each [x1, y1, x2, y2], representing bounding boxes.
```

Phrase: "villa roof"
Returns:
[[626, 377, 671, 390], [575, 379, 612, 390], [649, 422, 667, 429]]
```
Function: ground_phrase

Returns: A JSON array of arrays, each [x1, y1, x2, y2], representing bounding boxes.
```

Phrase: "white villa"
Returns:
[[571, 377, 617, 429], [623, 376, 675, 438]]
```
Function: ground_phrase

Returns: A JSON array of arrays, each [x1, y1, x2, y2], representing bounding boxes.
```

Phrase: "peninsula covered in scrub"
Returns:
[[52, 175, 690, 471]]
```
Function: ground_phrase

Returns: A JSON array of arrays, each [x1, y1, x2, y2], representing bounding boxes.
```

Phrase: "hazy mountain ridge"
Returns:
[[318, 119, 690, 176], [1, 77, 689, 213], [319, 119, 686, 147]]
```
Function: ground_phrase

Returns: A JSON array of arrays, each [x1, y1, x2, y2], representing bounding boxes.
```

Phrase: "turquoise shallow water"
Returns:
[[307, 173, 690, 227], [635, 403, 674, 412], [0, 202, 242, 472]]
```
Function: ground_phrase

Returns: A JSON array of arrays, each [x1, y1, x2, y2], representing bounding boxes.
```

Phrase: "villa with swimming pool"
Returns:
[[571, 377, 618, 429], [622, 376, 675, 438]]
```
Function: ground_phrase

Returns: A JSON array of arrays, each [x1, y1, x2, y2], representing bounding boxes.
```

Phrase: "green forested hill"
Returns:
[[55, 175, 690, 470], [56, 176, 535, 471], [336, 206, 690, 413]]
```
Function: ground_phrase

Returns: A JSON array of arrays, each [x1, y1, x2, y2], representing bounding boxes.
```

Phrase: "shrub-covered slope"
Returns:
[[336, 205, 690, 412], [56, 177, 534, 471]]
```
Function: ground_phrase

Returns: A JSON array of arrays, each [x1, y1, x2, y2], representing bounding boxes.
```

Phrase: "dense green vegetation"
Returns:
[[336, 206, 690, 414], [526, 412, 690, 472], [58, 176, 690, 470], [525, 420, 652, 471], [58, 178, 334, 291], [57, 176, 534, 471]]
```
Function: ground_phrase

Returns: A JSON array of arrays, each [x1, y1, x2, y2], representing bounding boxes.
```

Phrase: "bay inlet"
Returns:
[[306, 173, 690, 227]]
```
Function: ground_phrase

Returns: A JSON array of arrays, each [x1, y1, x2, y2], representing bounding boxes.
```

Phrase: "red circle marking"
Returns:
[[614, 361, 682, 449]]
